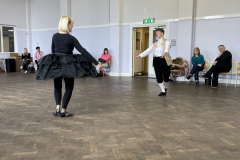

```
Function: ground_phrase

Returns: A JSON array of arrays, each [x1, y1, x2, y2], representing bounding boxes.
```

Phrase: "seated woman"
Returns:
[[96, 48, 111, 74], [186, 47, 205, 87], [170, 57, 189, 81], [20, 48, 31, 73]]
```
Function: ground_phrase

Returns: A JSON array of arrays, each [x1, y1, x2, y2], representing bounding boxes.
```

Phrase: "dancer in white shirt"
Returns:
[[135, 28, 172, 96]]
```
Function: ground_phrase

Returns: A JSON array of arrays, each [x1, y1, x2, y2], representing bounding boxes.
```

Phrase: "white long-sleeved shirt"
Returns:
[[139, 38, 171, 58]]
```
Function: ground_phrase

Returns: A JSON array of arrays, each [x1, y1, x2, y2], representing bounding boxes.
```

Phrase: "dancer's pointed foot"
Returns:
[[158, 92, 166, 96], [52, 109, 61, 116]]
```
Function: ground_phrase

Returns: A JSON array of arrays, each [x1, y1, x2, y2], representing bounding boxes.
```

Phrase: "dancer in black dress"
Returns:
[[36, 16, 102, 117]]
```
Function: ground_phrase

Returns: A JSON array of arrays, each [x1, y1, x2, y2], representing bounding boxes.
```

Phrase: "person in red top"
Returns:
[[96, 48, 111, 73]]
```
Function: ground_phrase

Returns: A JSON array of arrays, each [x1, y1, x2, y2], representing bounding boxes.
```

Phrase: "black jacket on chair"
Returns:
[[215, 50, 232, 70]]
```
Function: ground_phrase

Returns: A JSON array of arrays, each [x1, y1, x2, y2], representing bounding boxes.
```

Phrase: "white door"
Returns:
[[132, 29, 142, 76], [148, 25, 169, 78]]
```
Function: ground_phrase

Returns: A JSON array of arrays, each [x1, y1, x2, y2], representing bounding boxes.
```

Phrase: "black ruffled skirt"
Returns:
[[36, 53, 97, 80]]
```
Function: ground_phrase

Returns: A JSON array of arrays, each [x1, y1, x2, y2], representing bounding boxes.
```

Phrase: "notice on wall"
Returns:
[[171, 39, 176, 46]]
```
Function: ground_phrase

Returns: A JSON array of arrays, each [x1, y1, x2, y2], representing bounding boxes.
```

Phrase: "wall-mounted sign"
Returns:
[[171, 39, 176, 46], [143, 18, 155, 24]]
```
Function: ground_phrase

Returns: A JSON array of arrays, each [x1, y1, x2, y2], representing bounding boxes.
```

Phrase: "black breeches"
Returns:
[[153, 57, 170, 83]]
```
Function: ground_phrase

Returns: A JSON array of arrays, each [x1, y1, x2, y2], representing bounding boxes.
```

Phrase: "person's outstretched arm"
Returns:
[[73, 37, 98, 65], [135, 44, 153, 60]]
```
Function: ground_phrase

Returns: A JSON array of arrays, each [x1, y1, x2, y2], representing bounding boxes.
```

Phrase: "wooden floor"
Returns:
[[0, 72, 240, 160]]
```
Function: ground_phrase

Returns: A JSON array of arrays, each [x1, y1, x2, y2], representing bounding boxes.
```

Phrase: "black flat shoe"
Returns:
[[60, 112, 74, 117], [52, 109, 61, 116], [158, 92, 166, 96], [165, 88, 167, 93], [196, 82, 199, 87]]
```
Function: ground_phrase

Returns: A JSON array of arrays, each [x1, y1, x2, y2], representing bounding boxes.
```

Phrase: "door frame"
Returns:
[[129, 22, 170, 77]]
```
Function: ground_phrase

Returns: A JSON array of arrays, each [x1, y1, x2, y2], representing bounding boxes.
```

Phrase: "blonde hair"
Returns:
[[58, 16, 74, 33], [23, 48, 28, 56]]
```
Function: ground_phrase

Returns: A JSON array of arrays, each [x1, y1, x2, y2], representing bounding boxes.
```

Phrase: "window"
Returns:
[[0, 26, 15, 52], [136, 32, 141, 50]]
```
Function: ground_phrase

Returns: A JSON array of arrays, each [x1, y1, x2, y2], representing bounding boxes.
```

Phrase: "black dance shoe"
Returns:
[[158, 92, 166, 96], [60, 112, 74, 117], [52, 109, 61, 116], [196, 82, 199, 87]]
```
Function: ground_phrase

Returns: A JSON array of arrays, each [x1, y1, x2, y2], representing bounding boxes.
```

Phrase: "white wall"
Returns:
[[71, 0, 110, 26], [31, 29, 58, 57], [72, 27, 110, 58], [17, 30, 28, 54], [195, 17, 240, 62], [178, 0, 193, 19], [169, 21, 178, 59], [196, 0, 240, 18], [122, 0, 179, 23], [0, 0, 26, 29], [30, 0, 60, 30]]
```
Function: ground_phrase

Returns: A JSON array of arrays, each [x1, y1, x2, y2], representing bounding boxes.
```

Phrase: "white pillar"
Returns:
[[25, 0, 32, 54], [177, 0, 196, 64]]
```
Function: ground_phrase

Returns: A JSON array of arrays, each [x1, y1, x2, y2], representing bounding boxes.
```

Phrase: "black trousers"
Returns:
[[54, 77, 74, 109], [35, 60, 39, 70], [22, 59, 30, 70], [205, 63, 231, 86], [153, 57, 170, 83]]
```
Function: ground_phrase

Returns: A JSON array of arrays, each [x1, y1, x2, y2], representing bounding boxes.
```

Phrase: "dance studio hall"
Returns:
[[0, 0, 240, 159]]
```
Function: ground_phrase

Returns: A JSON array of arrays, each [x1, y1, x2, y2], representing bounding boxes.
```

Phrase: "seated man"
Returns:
[[201, 45, 232, 88], [34, 46, 44, 70]]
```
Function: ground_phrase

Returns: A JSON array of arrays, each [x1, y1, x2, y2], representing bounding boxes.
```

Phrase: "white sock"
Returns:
[[164, 82, 168, 89], [159, 83, 165, 93]]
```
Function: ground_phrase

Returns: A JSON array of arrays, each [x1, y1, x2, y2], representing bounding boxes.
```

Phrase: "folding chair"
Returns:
[[170, 69, 182, 83], [235, 62, 240, 87], [219, 70, 232, 87]]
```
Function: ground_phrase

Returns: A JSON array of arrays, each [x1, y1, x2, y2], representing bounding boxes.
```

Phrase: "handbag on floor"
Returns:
[[27, 67, 35, 73]]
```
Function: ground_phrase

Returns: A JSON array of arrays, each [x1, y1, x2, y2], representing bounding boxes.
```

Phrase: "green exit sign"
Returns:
[[143, 18, 155, 24]]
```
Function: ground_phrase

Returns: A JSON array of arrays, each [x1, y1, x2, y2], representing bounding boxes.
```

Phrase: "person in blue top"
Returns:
[[186, 47, 205, 87]]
